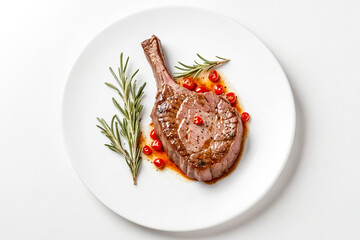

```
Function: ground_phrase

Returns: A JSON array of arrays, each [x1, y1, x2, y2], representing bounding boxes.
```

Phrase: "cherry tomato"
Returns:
[[194, 116, 203, 125], [226, 92, 237, 103], [154, 158, 165, 168], [214, 84, 223, 95], [151, 139, 162, 151], [150, 129, 157, 140], [241, 112, 250, 123], [142, 145, 152, 155], [208, 70, 220, 82], [182, 77, 196, 90], [195, 86, 208, 93]]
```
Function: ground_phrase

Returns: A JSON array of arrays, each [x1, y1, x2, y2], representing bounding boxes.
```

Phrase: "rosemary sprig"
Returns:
[[174, 54, 230, 79], [97, 53, 146, 185]]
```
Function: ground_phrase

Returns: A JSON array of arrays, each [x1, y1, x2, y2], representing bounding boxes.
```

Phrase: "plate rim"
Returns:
[[61, 5, 296, 232]]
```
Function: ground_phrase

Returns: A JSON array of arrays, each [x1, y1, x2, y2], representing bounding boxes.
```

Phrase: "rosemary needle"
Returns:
[[97, 53, 146, 185], [174, 54, 230, 79]]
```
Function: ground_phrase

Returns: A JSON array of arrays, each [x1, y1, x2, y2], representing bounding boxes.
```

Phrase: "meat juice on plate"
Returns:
[[140, 70, 248, 184], [139, 126, 192, 180]]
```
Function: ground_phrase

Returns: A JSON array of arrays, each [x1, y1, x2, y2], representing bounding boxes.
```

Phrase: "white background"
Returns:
[[0, 0, 359, 239]]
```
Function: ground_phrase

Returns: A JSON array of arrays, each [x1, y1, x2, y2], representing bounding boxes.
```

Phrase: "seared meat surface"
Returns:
[[142, 35, 243, 181]]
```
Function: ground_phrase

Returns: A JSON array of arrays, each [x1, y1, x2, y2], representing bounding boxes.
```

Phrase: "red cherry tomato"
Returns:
[[241, 112, 250, 123], [193, 116, 203, 125], [154, 158, 165, 168], [195, 86, 208, 93], [150, 129, 157, 140], [142, 145, 152, 155], [151, 139, 162, 151], [208, 70, 220, 82], [182, 77, 196, 90], [214, 84, 223, 95], [226, 92, 237, 103]]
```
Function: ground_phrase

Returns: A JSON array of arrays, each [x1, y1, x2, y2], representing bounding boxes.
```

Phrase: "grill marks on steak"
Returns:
[[142, 35, 243, 181]]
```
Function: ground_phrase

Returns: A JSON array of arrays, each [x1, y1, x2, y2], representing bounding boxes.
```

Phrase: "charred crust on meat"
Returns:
[[141, 35, 243, 181]]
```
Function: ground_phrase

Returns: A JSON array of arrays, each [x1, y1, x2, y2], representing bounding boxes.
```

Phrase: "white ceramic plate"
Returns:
[[62, 6, 295, 232]]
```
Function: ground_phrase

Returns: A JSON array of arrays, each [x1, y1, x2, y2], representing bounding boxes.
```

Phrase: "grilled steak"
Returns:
[[142, 35, 243, 181]]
